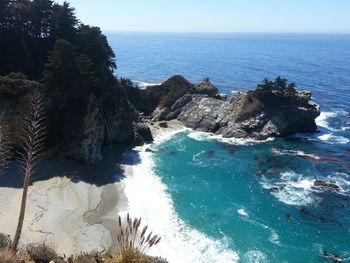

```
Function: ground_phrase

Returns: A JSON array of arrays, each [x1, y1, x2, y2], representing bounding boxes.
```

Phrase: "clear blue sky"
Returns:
[[57, 0, 350, 33]]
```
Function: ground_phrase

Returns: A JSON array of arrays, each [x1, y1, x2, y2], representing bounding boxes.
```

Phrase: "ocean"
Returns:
[[107, 33, 350, 263]]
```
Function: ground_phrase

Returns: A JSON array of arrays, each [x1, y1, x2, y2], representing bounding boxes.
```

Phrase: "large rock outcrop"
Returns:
[[126, 75, 219, 120], [0, 74, 152, 164], [132, 75, 320, 140]]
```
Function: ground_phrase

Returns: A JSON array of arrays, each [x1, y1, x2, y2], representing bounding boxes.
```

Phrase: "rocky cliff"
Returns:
[[132, 75, 320, 140], [0, 74, 152, 164]]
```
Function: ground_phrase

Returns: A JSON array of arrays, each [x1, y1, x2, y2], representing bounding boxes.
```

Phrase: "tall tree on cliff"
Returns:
[[10, 88, 47, 251]]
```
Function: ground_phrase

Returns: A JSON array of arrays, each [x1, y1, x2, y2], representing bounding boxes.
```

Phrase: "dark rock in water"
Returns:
[[159, 121, 168, 128], [204, 150, 214, 157], [256, 170, 267, 177], [300, 207, 309, 215], [284, 214, 292, 220], [138, 75, 320, 140], [322, 251, 342, 263], [220, 144, 236, 154], [267, 186, 283, 191], [319, 216, 327, 222], [314, 180, 340, 190], [145, 148, 154, 153]]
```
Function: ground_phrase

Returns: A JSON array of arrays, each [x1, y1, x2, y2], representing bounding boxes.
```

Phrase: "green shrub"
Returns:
[[7, 72, 28, 80], [0, 233, 11, 251]]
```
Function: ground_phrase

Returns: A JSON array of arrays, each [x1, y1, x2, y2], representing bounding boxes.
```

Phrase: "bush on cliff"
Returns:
[[247, 76, 297, 107]]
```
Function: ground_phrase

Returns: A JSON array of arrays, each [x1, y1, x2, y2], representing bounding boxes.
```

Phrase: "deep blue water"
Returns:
[[108, 33, 350, 262]]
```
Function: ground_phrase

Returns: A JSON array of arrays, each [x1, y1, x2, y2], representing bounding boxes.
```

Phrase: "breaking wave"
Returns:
[[121, 144, 239, 263]]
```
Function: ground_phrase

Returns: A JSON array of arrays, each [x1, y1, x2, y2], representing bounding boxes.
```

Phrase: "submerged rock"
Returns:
[[204, 150, 214, 157], [313, 180, 340, 190]]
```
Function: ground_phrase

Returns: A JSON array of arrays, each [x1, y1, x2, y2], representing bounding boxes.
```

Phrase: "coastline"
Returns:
[[119, 121, 240, 263], [0, 120, 186, 256]]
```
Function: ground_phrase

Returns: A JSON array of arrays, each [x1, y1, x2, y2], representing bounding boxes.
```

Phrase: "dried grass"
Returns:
[[26, 243, 57, 263], [116, 214, 162, 263]]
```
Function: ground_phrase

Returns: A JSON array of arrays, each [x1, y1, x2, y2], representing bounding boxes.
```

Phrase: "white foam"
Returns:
[[241, 250, 268, 263], [237, 209, 249, 217], [272, 148, 321, 160], [240, 215, 281, 246], [132, 80, 161, 89], [187, 131, 274, 145], [121, 146, 239, 263], [316, 110, 350, 132], [327, 172, 350, 192], [154, 127, 190, 145], [261, 172, 316, 206], [317, 133, 350, 144], [268, 229, 281, 246], [316, 111, 338, 131]]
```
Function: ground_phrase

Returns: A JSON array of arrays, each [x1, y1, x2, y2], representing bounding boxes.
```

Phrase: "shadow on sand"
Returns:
[[0, 145, 142, 188]]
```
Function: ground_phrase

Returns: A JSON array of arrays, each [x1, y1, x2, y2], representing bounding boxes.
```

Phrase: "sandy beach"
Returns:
[[0, 120, 185, 256]]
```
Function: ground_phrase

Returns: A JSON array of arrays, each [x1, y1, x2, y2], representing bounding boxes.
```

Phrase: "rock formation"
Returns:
[[130, 75, 320, 140]]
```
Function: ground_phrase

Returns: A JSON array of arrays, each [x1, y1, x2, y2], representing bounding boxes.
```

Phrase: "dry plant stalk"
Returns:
[[116, 213, 161, 257], [11, 88, 47, 252], [0, 248, 17, 263], [0, 116, 10, 174]]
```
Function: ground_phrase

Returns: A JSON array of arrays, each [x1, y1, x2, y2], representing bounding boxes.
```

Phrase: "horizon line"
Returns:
[[103, 30, 350, 35]]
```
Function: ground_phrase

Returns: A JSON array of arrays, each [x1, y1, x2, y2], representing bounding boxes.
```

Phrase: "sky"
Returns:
[[56, 0, 350, 33]]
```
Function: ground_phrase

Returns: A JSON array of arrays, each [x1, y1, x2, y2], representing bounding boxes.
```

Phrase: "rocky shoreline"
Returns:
[[128, 75, 320, 141]]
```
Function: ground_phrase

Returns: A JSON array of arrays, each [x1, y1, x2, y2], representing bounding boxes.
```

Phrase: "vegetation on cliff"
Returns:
[[0, 0, 152, 163]]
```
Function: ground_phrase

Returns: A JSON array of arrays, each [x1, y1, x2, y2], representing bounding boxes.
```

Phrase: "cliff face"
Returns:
[[133, 75, 320, 140], [0, 75, 152, 164]]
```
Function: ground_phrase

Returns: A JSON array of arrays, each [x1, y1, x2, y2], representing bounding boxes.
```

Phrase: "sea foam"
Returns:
[[317, 133, 350, 144], [261, 171, 316, 206], [121, 145, 239, 263], [316, 110, 350, 132], [187, 130, 274, 145], [132, 80, 161, 89]]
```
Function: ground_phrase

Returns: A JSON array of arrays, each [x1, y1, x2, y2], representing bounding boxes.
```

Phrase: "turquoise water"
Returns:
[[152, 131, 350, 262], [109, 33, 350, 262]]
